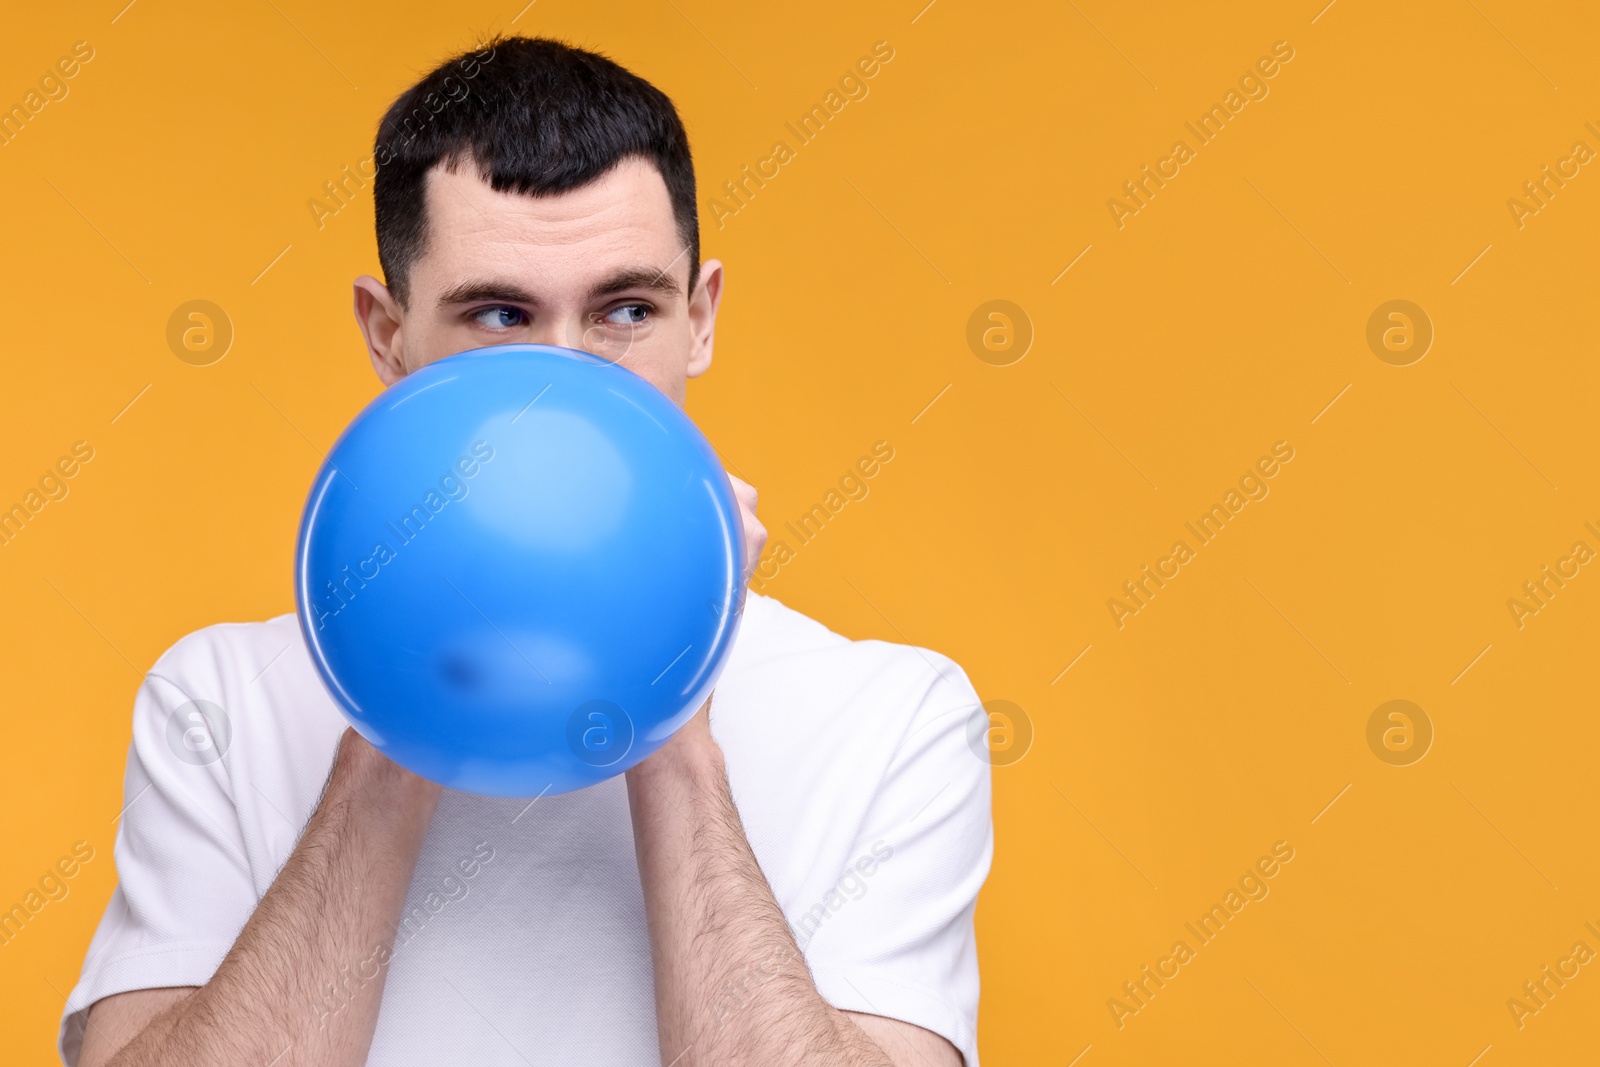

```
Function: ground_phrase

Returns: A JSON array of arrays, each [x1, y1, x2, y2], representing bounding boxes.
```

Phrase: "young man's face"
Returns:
[[354, 155, 722, 407]]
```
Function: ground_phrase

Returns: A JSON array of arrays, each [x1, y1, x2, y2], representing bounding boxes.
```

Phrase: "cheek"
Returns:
[[609, 334, 696, 402], [405, 330, 456, 374], [397, 310, 468, 373], [616, 349, 683, 401]]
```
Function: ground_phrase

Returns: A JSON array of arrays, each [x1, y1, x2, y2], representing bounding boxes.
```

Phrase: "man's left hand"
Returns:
[[648, 470, 765, 754], [727, 470, 766, 591]]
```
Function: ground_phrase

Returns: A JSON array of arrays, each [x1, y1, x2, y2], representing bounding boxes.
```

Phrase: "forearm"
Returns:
[[627, 723, 892, 1067], [105, 730, 438, 1067]]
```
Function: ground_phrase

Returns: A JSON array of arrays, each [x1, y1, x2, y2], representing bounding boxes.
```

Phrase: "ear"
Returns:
[[685, 258, 724, 380], [353, 275, 407, 386]]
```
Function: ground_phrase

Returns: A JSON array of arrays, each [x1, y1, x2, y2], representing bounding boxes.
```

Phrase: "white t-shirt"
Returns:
[[59, 590, 992, 1066]]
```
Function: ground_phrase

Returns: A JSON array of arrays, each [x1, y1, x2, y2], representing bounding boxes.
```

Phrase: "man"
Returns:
[[60, 34, 991, 1067]]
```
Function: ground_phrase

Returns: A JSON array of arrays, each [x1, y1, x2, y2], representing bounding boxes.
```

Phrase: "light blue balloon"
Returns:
[[294, 344, 746, 796]]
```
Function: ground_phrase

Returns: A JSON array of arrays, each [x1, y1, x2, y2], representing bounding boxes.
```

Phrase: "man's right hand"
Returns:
[[79, 728, 439, 1067]]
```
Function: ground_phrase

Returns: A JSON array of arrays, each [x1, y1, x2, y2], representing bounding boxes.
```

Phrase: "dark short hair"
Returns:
[[372, 34, 699, 310]]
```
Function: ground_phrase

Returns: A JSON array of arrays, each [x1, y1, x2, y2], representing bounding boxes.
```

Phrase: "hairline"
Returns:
[[397, 150, 699, 312]]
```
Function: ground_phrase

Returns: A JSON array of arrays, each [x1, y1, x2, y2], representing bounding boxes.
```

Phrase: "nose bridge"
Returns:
[[526, 313, 585, 352]]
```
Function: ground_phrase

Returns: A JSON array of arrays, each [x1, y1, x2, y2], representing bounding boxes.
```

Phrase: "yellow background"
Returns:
[[3, 1, 1598, 1064]]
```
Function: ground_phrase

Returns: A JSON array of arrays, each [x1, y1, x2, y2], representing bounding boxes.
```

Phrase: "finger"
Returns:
[[726, 473, 758, 510]]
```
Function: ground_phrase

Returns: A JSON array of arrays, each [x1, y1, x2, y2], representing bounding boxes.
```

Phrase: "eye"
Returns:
[[603, 303, 650, 327], [472, 305, 528, 330]]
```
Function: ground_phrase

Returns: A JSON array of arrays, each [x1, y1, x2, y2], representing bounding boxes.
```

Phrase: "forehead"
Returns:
[[416, 155, 686, 294]]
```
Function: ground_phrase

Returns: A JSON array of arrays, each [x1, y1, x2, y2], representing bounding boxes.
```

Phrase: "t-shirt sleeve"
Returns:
[[802, 648, 994, 1067], [59, 650, 264, 1066]]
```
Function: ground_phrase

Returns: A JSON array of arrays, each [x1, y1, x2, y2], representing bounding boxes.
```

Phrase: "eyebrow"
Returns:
[[436, 265, 684, 309]]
